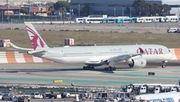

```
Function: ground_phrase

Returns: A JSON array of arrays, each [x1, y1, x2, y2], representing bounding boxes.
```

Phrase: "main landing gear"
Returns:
[[162, 61, 166, 68], [83, 65, 95, 70], [104, 67, 116, 71], [83, 66, 116, 71]]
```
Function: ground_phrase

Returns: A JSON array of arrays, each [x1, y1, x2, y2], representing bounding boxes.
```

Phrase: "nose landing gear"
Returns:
[[162, 61, 166, 68]]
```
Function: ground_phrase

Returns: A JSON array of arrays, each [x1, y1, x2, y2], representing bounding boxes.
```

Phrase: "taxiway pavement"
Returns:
[[0, 63, 180, 86]]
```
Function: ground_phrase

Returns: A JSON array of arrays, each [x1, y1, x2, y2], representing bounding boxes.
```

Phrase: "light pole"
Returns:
[[122, 6, 124, 16], [130, 6, 131, 17], [1, 11, 3, 24], [28, 0, 30, 19], [19, 6, 20, 20], [6, 0, 9, 23], [114, 7, 116, 17], [70, 8, 73, 17], [71, 83, 79, 101], [178, 7, 180, 27], [78, 4, 80, 17]]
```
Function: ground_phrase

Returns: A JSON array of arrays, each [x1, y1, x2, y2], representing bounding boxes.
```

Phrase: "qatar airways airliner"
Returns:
[[135, 92, 180, 102], [10, 22, 173, 71]]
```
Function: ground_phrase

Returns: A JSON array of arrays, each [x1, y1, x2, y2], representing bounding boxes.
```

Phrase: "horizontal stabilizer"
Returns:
[[28, 50, 47, 55], [9, 42, 33, 53]]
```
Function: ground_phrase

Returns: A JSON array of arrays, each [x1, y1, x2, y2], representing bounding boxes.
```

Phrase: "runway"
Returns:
[[0, 62, 180, 86]]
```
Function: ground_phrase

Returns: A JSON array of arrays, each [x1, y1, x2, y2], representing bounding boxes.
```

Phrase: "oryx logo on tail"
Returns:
[[24, 22, 49, 50], [26, 26, 45, 50]]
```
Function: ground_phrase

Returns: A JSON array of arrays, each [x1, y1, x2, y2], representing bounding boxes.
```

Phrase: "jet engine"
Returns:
[[128, 57, 147, 68]]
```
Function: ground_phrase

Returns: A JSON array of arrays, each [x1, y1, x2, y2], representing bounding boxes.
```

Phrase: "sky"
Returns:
[[162, 0, 180, 5]]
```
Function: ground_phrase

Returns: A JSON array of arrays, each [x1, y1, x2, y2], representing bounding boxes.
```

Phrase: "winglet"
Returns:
[[24, 22, 49, 50]]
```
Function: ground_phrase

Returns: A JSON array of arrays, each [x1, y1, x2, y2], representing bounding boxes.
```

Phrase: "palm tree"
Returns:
[[60, 7, 67, 24], [49, 5, 54, 24]]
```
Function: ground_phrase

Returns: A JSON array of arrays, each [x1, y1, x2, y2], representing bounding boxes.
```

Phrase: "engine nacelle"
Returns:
[[128, 57, 147, 68]]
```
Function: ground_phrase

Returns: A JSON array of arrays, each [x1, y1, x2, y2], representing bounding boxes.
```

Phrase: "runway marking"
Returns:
[[0, 52, 8, 63], [6, 51, 17, 63], [170, 48, 180, 60], [0, 51, 51, 63], [174, 48, 180, 60], [23, 53, 34, 63], [0, 77, 147, 85], [14, 52, 26, 63], [42, 58, 51, 63]]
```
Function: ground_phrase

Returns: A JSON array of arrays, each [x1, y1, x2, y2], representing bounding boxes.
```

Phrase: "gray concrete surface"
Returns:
[[0, 62, 180, 87]]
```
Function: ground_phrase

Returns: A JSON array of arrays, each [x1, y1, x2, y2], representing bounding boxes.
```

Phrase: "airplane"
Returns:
[[9, 22, 173, 71], [135, 92, 180, 102]]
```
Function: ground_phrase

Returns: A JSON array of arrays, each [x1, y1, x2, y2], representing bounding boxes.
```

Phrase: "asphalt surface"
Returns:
[[0, 62, 180, 87]]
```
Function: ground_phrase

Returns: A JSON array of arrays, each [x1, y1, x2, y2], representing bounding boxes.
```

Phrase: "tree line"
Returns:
[[48, 1, 90, 17], [44, 0, 171, 17], [132, 0, 171, 16]]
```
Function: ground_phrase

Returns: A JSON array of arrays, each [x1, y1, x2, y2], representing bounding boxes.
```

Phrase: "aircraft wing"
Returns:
[[85, 48, 144, 65], [85, 54, 141, 65], [109, 53, 144, 62]]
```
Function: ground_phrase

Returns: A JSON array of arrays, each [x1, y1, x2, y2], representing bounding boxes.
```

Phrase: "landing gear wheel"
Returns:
[[83, 66, 87, 70], [162, 64, 166, 68], [89, 66, 95, 70], [112, 67, 116, 71], [162, 61, 166, 68], [104, 67, 116, 71], [104, 67, 108, 70], [83, 66, 95, 70], [108, 67, 111, 71]]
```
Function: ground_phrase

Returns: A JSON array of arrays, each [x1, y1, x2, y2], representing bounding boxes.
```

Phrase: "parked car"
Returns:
[[0, 93, 3, 100], [13, 96, 24, 102], [2, 93, 14, 100], [174, 29, 180, 33], [167, 28, 178, 33], [31, 92, 43, 99]]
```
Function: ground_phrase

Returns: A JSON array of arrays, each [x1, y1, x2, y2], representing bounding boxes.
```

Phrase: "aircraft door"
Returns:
[[93, 50, 98, 56], [59, 50, 65, 57]]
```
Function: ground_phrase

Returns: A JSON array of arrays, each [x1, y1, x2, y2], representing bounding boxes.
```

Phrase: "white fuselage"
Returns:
[[34, 44, 172, 65], [135, 92, 180, 102]]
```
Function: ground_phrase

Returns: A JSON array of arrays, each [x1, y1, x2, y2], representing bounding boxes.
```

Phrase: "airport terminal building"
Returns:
[[71, 0, 162, 16]]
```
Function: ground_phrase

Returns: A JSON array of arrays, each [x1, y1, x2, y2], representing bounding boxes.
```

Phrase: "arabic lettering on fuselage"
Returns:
[[146, 97, 175, 102], [137, 48, 163, 55], [110, 48, 122, 51]]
